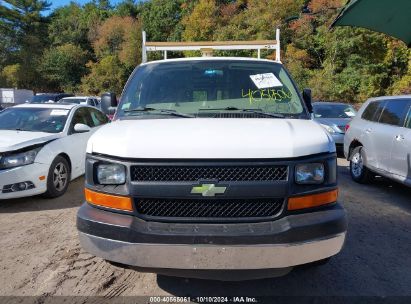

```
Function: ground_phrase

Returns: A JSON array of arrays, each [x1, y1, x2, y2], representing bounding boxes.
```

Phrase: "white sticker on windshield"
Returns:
[[249, 73, 283, 89], [50, 109, 69, 116]]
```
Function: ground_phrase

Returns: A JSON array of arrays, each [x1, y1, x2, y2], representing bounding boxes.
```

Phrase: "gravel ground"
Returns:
[[0, 158, 410, 297]]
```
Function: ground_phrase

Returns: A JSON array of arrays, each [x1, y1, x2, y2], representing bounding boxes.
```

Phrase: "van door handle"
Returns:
[[365, 128, 372, 133], [395, 134, 405, 141]]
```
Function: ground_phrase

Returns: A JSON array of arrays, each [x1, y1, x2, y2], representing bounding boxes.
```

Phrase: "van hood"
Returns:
[[0, 130, 60, 153], [88, 118, 335, 159]]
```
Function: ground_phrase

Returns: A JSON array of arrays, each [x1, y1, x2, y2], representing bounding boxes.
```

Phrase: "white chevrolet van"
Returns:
[[77, 33, 347, 279]]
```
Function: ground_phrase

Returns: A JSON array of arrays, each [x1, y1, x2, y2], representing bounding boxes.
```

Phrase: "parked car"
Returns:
[[93, 96, 102, 109], [77, 34, 347, 280], [30, 93, 73, 103], [59, 96, 100, 108], [313, 102, 357, 150], [344, 96, 411, 186], [0, 103, 108, 199]]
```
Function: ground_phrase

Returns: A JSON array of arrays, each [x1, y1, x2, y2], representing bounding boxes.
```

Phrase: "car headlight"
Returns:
[[295, 163, 325, 184], [0, 149, 39, 169], [97, 163, 126, 185], [320, 124, 336, 134]]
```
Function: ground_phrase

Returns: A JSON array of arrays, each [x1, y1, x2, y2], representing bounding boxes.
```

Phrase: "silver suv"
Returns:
[[344, 96, 411, 186]]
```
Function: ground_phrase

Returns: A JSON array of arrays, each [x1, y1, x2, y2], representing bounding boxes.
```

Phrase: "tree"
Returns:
[[0, 0, 51, 88], [285, 0, 410, 102], [80, 15, 142, 95], [214, 0, 304, 41], [182, 0, 219, 41], [92, 15, 142, 68], [48, 3, 92, 51], [140, 0, 183, 41], [39, 44, 89, 92], [115, 0, 140, 17], [81, 56, 127, 95], [1, 64, 21, 88]]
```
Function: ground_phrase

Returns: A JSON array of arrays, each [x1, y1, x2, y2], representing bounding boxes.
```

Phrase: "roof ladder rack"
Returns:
[[142, 28, 281, 63]]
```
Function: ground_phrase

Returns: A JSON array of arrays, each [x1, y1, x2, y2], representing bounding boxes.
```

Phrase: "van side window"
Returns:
[[378, 99, 410, 126], [361, 102, 379, 121]]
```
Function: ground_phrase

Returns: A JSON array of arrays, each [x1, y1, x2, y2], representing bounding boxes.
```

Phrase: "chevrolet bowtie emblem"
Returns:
[[191, 184, 227, 197]]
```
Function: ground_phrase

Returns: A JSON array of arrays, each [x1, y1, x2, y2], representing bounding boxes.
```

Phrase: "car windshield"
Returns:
[[59, 98, 84, 104], [0, 108, 69, 133], [31, 95, 58, 103], [117, 60, 307, 119], [313, 104, 356, 119]]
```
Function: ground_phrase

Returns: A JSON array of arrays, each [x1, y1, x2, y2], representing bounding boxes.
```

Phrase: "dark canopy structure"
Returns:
[[331, 0, 411, 47]]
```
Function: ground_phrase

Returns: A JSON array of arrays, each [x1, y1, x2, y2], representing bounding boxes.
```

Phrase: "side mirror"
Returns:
[[101, 92, 117, 114], [302, 88, 313, 113], [74, 123, 91, 133]]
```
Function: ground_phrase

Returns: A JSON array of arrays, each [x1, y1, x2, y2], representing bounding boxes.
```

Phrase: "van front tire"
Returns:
[[350, 146, 373, 184]]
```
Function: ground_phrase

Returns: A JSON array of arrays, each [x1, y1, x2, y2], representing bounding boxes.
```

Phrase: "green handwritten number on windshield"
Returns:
[[241, 89, 292, 104]]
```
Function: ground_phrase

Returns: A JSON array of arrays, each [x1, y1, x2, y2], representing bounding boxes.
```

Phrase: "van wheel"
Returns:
[[43, 156, 70, 198], [350, 146, 373, 184]]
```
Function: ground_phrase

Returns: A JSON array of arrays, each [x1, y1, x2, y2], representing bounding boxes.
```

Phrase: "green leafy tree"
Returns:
[[182, 0, 218, 41], [39, 44, 88, 92], [0, 0, 51, 89], [81, 55, 127, 95], [92, 15, 142, 68], [81, 15, 142, 95], [115, 0, 140, 17], [48, 3, 92, 51], [141, 0, 183, 41], [286, 0, 410, 102], [1, 64, 21, 88]]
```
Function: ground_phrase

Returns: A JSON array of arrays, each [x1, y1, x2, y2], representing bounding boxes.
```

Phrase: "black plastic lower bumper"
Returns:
[[77, 202, 347, 246]]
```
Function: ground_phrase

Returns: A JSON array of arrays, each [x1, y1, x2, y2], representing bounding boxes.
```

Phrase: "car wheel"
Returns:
[[350, 146, 373, 184], [43, 156, 71, 198]]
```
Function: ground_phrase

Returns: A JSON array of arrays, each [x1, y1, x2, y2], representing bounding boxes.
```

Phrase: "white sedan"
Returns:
[[0, 103, 109, 199]]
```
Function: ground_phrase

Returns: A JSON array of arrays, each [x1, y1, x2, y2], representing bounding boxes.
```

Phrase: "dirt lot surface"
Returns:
[[0, 159, 410, 297]]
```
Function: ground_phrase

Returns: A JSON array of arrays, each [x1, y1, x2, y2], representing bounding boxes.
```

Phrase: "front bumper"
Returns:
[[0, 163, 49, 199], [77, 203, 347, 270]]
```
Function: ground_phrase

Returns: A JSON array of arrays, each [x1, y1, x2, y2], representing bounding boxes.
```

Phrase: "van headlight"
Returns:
[[97, 163, 126, 185], [0, 149, 39, 169], [295, 163, 325, 184]]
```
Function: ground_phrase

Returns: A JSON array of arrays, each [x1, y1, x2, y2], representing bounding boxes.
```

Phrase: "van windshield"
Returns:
[[117, 60, 307, 119]]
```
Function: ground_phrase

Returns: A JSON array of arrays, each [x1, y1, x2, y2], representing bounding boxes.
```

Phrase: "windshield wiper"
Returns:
[[198, 107, 285, 118], [14, 128, 32, 132], [124, 107, 194, 118]]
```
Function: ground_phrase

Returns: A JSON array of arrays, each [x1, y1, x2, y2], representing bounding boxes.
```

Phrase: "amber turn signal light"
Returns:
[[288, 189, 338, 211], [85, 188, 133, 211]]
